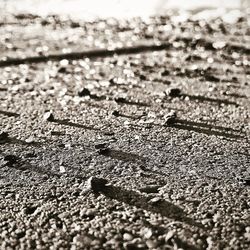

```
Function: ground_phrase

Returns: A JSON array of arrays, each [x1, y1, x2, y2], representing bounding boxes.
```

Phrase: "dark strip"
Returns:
[[0, 43, 171, 67], [0, 110, 20, 117]]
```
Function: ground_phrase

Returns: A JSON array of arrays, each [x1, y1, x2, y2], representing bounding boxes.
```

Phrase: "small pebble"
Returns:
[[25, 137, 34, 144], [78, 88, 91, 97], [59, 166, 66, 173], [123, 233, 133, 241], [57, 67, 67, 73], [163, 110, 177, 126], [86, 176, 108, 193], [43, 111, 54, 121], [165, 88, 181, 97], [149, 197, 162, 204]]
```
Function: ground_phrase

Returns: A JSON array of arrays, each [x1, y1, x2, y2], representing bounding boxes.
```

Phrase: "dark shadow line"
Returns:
[[0, 22, 20, 26], [222, 93, 247, 99], [0, 43, 171, 67], [202, 74, 221, 82], [52, 119, 100, 131], [0, 110, 20, 117], [118, 118, 245, 142], [89, 94, 106, 101], [170, 123, 243, 140], [86, 96, 150, 108], [115, 97, 150, 107], [182, 94, 238, 106], [221, 78, 239, 84], [175, 119, 242, 133], [100, 185, 204, 229], [228, 44, 250, 55], [98, 148, 146, 163], [0, 88, 8, 91], [112, 111, 143, 120]]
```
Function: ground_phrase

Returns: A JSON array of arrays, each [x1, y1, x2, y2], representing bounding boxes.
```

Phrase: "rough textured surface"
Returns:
[[0, 10, 250, 250]]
